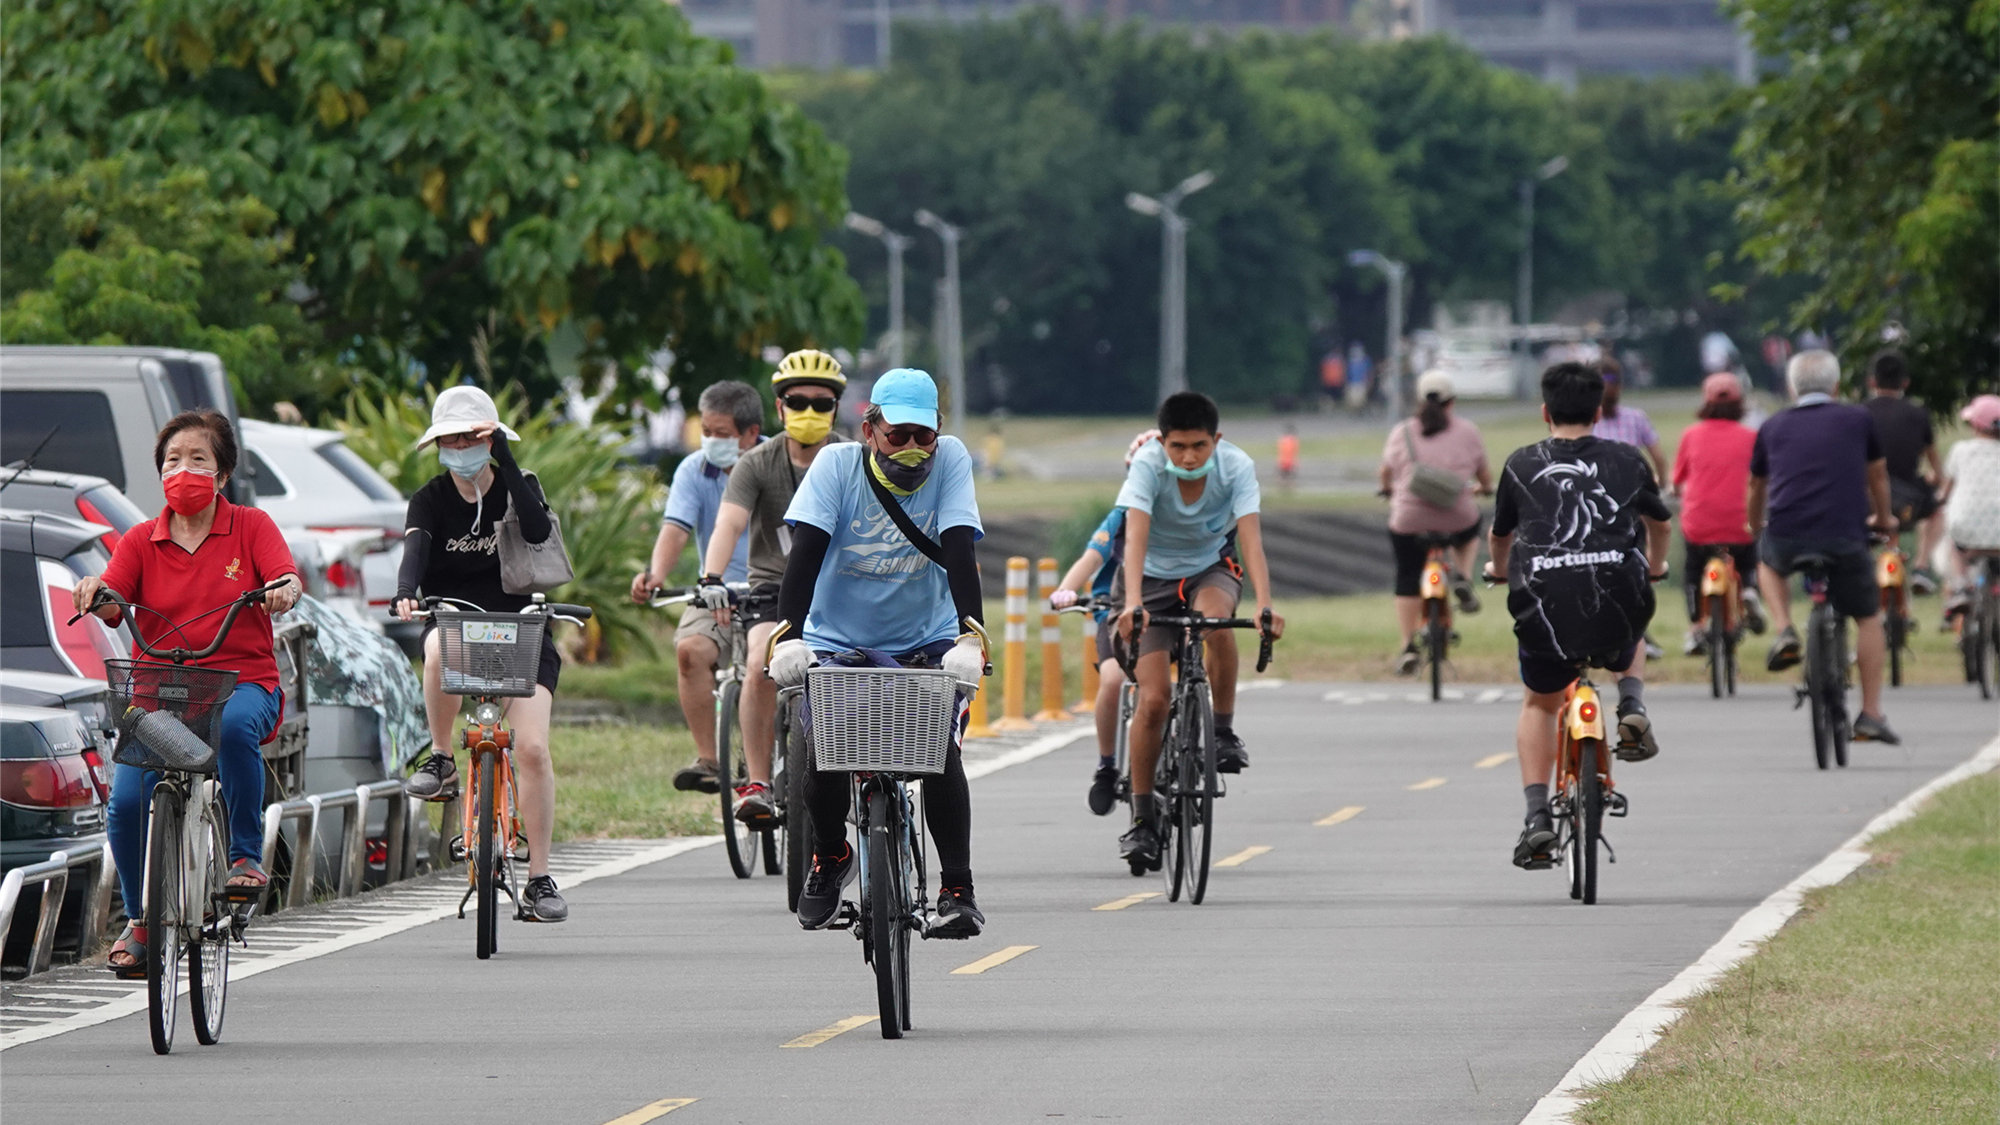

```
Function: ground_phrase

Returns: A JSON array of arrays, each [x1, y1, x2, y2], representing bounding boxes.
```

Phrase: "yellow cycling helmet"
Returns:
[[771, 349, 847, 394]]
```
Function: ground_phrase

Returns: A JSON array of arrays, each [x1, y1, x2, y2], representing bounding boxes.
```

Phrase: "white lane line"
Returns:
[[1236, 680, 1287, 692], [1477, 688, 1508, 704], [0, 836, 724, 1051], [1521, 734, 2000, 1124], [963, 727, 1092, 781]]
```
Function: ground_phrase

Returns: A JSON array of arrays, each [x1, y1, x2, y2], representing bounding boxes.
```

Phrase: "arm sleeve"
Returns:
[[396, 528, 433, 602], [942, 525, 984, 626], [776, 523, 832, 635], [490, 435, 552, 544]]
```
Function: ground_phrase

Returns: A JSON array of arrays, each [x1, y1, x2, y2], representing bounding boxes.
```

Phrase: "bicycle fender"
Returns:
[[1566, 683, 1607, 743]]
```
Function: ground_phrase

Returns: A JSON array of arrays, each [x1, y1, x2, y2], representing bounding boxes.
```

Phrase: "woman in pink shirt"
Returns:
[[1379, 371, 1493, 675], [1670, 372, 1767, 654]]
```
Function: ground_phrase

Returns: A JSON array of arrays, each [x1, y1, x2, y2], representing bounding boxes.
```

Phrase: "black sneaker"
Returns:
[[1087, 766, 1120, 816], [1452, 575, 1481, 615], [797, 844, 855, 930], [1216, 730, 1249, 774], [1394, 643, 1420, 677], [1851, 713, 1901, 745], [1513, 810, 1557, 870], [673, 759, 720, 794], [404, 752, 459, 802], [1614, 699, 1660, 762], [734, 782, 776, 827], [931, 886, 985, 939], [1118, 815, 1162, 871], [521, 874, 568, 922], [1767, 626, 1802, 672]]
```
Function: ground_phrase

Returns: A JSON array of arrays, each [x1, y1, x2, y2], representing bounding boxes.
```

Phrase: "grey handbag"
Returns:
[[1401, 423, 1469, 509], [497, 471, 575, 594]]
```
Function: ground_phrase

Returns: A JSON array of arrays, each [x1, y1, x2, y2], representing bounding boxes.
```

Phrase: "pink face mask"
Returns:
[[162, 467, 219, 516]]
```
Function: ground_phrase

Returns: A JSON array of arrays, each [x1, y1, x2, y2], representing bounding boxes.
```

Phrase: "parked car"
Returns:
[[0, 703, 109, 973], [0, 669, 117, 763], [0, 509, 122, 680], [240, 419, 412, 649]]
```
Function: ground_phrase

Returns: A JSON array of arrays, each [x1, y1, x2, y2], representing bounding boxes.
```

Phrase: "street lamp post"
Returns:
[[1347, 249, 1409, 420], [1516, 155, 1569, 330], [844, 212, 911, 370], [913, 209, 965, 437], [1127, 169, 1215, 403]]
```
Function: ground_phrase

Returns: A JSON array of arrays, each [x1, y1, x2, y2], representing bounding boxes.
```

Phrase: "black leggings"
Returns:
[[807, 714, 974, 888], [1682, 541, 1757, 618]]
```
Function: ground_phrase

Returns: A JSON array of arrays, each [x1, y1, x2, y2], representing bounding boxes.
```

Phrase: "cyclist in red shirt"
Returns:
[[1669, 372, 1767, 654]]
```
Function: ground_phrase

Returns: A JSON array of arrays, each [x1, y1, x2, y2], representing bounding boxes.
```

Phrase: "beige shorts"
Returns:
[[674, 604, 727, 653]]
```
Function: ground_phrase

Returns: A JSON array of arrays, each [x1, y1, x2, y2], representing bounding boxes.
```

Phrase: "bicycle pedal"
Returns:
[[1602, 837, 1617, 864], [1521, 855, 1555, 871], [826, 901, 860, 931], [1790, 688, 1808, 711], [1607, 791, 1630, 818], [447, 834, 468, 862]]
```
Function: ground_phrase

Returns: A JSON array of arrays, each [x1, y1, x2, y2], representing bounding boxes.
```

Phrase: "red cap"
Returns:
[[1701, 372, 1743, 404]]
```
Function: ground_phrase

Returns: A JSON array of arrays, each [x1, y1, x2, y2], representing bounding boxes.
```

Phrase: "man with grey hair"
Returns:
[[629, 379, 764, 792], [1746, 349, 1900, 743]]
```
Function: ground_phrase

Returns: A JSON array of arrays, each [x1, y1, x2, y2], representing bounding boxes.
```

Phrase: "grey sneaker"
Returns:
[[1614, 699, 1660, 762], [673, 759, 720, 794], [405, 752, 459, 802], [1851, 713, 1901, 745], [522, 874, 568, 922], [1767, 625, 1802, 672], [1513, 810, 1557, 870], [1394, 643, 1421, 677], [1452, 575, 1481, 615]]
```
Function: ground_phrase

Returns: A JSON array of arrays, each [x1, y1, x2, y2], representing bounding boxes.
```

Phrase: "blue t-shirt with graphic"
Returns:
[[1086, 507, 1126, 620], [784, 437, 984, 654], [663, 447, 752, 583], [1113, 439, 1260, 580]]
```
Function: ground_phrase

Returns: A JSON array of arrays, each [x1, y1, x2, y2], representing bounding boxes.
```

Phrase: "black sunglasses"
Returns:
[[879, 425, 937, 448], [781, 394, 837, 413]]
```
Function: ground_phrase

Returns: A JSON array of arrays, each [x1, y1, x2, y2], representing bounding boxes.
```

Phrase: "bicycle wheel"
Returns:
[[866, 789, 910, 1040], [782, 703, 810, 912], [1971, 594, 1995, 700], [1560, 739, 1583, 901], [1426, 600, 1447, 702], [1182, 686, 1217, 906], [1706, 596, 1728, 699], [187, 791, 230, 1045], [716, 681, 758, 880], [1158, 706, 1185, 902], [1885, 595, 1905, 688], [1829, 619, 1850, 769], [145, 786, 185, 1055], [1578, 741, 1603, 905], [475, 752, 497, 960], [1805, 607, 1832, 770]]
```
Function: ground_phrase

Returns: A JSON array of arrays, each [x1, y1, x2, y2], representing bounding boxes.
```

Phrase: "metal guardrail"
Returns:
[[0, 844, 114, 976], [258, 780, 422, 914]]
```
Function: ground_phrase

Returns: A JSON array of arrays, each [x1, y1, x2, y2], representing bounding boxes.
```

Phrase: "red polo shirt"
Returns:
[[99, 496, 297, 690]]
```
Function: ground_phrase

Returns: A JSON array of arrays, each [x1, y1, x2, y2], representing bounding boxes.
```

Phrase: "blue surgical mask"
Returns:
[[439, 445, 491, 480], [1162, 456, 1214, 481], [701, 435, 744, 469]]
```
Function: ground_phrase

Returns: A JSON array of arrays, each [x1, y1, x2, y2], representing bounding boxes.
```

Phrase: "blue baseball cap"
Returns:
[[870, 368, 940, 430]]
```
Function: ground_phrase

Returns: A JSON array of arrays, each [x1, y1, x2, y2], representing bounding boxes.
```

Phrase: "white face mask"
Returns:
[[702, 435, 743, 468]]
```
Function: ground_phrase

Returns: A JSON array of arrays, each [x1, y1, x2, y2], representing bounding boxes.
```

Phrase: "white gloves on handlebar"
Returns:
[[941, 635, 986, 690], [696, 581, 731, 612], [769, 639, 814, 688], [1048, 589, 1078, 611]]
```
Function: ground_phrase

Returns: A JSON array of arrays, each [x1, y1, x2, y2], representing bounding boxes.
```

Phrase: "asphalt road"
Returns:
[[4, 680, 1994, 1124]]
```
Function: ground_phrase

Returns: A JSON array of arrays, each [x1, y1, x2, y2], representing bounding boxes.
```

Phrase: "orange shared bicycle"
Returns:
[[1547, 665, 1629, 905], [1691, 546, 1745, 698]]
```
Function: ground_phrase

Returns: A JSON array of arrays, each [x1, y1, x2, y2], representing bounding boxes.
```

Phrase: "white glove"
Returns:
[[696, 581, 731, 612], [769, 639, 813, 688], [1048, 588, 1078, 611], [941, 635, 986, 689]]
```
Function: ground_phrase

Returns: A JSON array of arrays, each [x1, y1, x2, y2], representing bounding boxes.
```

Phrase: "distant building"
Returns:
[[1415, 0, 1753, 86]]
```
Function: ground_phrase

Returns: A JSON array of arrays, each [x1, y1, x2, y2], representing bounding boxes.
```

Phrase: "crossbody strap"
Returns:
[[860, 453, 948, 568]]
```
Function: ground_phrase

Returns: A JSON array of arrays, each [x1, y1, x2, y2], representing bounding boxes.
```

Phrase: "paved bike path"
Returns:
[[2, 682, 1992, 1124]]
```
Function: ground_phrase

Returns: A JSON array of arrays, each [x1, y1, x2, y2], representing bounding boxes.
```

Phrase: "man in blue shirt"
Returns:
[[768, 369, 990, 938], [629, 380, 759, 793], [1747, 349, 1900, 744], [1112, 392, 1284, 870]]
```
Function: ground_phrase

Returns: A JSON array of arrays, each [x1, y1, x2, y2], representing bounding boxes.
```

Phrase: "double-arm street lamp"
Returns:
[[1347, 249, 1409, 419], [844, 212, 911, 371], [913, 210, 965, 437], [1127, 169, 1215, 403]]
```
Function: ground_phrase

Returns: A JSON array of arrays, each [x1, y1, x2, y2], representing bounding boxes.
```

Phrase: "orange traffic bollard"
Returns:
[[1076, 623, 1099, 715], [1034, 558, 1068, 721], [993, 557, 1034, 732]]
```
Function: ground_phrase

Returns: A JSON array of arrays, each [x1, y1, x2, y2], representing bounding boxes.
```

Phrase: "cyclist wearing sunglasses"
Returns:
[[694, 350, 852, 821], [766, 368, 990, 939]]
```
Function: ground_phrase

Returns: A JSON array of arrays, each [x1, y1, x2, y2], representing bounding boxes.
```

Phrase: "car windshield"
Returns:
[[317, 441, 402, 502]]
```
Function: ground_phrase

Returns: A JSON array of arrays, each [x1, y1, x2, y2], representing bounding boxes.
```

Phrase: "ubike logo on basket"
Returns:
[[460, 620, 520, 645]]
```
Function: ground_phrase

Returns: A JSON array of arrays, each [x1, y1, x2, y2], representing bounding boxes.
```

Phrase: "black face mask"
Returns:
[[871, 446, 936, 493]]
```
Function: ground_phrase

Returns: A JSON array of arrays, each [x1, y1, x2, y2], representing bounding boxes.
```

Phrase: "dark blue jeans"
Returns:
[[108, 683, 280, 921]]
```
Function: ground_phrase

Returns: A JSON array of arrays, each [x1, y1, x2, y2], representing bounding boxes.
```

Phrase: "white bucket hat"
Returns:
[[414, 386, 521, 450]]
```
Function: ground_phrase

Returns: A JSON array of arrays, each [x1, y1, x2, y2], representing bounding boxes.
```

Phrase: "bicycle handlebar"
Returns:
[[73, 578, 294, 664], [647, 583, 773, 610], [395, 594, 594, 626], [1114, 608, 1278, 677]]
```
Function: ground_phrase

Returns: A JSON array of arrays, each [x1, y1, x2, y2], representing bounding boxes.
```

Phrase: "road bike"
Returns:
[[408, 594, 592, 959], [1791, 556, 1851, 771], [1539, 662, 1630, 905], [1690, 545, 1746, 699], [651, 585, 793, 882], [78, 578, 291, 1053], [1119, 606, 1275, 905], [805, 662, 968, 1039], [1955, 553, 1999, 700], [1417, 533, 1461, 702], [1876, 540, 1913, 689]]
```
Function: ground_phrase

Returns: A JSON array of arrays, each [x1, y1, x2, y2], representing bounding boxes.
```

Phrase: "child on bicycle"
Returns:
[[1112, 392, 1284, 871], [1049, 505, 1132, 817], [1484, 363, 1672, 870]]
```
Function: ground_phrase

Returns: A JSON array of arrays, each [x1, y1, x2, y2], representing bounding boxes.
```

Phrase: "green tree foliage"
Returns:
[[1723, 0, 1998, 407], [0, 158, 334, 413], [1, 0, 865, 407]]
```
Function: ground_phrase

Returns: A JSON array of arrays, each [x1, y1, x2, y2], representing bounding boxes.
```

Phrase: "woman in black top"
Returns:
[[392, 386, 569, 923]]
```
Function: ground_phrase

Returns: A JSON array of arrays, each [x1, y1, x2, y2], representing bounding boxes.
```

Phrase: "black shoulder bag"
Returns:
[[860, 455, 947, 569]]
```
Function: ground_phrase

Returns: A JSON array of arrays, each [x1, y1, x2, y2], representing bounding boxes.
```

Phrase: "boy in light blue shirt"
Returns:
[[1112, 392, 1285, 870]]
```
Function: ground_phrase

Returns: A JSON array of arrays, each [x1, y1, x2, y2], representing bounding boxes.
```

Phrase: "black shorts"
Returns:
[[1760, 534, 1880, 620], [1518, 641, 1639, 696], [1889, 476, 1938, 523], [421, 620, 562, 694], [1094, 617, 1117, 665], [1389, 521, 1484, 598]]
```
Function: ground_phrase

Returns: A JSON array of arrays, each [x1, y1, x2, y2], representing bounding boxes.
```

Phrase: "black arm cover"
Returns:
[[395, 528, 433, 603], [941, 526, 984, 627], [776, 523, 833, 640], [489, 434, 552, 544]]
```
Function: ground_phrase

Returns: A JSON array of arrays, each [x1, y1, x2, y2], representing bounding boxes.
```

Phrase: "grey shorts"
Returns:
[[1133, 560, 1243, 657], [674, 604, 727, 652]]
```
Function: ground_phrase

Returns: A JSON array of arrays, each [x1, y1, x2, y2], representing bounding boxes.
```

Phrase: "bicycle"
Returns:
[[1119, 606, 1275, 905], [1956, 553, 1999, 700], [1540, 661, 1630, 905], [1876, 540, 1913, 689], [75, 578, 291, 1054], [405, 593, 592, 959], [650, 585, 792, 883], [1791, 555, 1851, 771], [1417, 533, 1462, 702], [1690, 544, 1745, 699], [805, 662, 968, 1040], [1057, 595, 1136, 814]]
